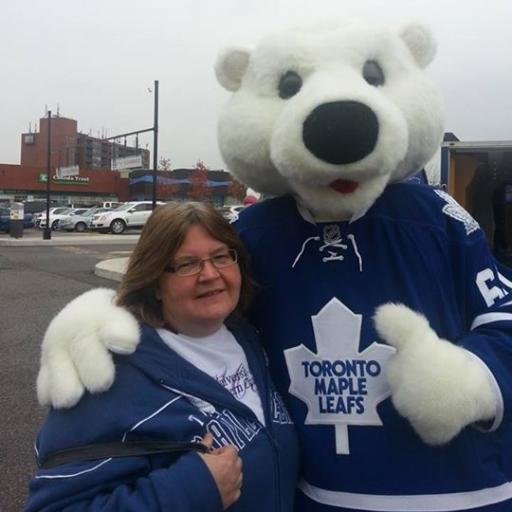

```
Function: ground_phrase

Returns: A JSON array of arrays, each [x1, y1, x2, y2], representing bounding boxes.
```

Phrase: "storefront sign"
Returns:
[[111, 155, 143, 171], [56, 165, 79, 178], [38, 173, 90, 185]]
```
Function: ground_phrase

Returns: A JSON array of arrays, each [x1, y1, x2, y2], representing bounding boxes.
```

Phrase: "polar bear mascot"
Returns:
[[37, 20, 512, 512]]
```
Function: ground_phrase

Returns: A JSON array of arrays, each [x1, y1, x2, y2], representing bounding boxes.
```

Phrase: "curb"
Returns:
[[94, 257, 129, 282]]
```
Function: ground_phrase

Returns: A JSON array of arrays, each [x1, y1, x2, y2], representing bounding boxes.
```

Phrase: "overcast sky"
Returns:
[[2, 0, 511, 169]]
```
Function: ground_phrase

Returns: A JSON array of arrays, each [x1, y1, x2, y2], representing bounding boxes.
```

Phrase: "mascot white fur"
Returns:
[[37, 20, 512, 512]]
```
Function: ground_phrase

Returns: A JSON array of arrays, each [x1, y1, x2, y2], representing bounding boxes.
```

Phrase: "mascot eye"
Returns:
[[278, 71, 303, 99], [362, 60, 385, 86]]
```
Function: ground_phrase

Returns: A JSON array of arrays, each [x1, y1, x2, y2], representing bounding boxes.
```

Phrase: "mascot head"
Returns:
[[216, 21, 444, 221]]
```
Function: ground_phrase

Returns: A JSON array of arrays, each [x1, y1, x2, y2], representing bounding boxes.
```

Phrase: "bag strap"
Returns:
[[39, 440, 208, 470]]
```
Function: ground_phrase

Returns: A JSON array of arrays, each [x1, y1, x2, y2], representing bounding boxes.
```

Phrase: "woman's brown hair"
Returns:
[[116, 201, 255, 327]]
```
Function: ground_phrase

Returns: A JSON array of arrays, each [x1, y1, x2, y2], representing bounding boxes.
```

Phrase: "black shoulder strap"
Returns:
[[39, 440, 208, 470]]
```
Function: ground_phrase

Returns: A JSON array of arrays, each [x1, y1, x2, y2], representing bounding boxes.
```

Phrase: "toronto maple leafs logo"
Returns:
[[434, 189, 479, 235], [284, 299, 395, 454]]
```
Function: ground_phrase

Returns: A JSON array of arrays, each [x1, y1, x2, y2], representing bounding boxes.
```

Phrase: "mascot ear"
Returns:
[[399, 22, 437, 68], [215, 47, 251, 91]]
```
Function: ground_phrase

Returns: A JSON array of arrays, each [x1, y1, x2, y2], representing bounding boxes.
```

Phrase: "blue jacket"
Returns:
[[26, 318, 299, 512], [235, 184, 512, 512]]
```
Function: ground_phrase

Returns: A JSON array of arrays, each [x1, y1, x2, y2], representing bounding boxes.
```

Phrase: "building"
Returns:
[[129, 168, 245, 206], [0, 163, 129, 206], [21, 114, 150, 171], [0, 114, 243, 206], [0, 165, 243, 206]]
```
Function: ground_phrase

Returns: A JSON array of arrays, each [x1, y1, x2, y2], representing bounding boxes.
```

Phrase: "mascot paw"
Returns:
[[37, 352, 88, 409], [100, 307, 140, 355], [37, 288, 139, 408], [374, 303, 497, 445]]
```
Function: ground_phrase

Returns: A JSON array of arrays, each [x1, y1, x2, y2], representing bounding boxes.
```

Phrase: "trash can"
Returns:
[[9, 202, 24, 239]]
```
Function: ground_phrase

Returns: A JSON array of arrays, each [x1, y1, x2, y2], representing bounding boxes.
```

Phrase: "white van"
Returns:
[[101, 201, 121, 209]]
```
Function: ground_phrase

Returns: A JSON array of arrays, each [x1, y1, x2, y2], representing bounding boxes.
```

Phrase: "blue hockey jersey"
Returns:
[[235, 182, 512, 512]]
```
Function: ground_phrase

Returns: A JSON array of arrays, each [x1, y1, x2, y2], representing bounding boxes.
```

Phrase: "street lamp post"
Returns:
[[43, 111, 52, 240], [152, 80, 159, 209]]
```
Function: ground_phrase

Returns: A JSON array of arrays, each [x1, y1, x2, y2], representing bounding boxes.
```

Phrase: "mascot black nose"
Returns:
[[303, 101, 379, 165]]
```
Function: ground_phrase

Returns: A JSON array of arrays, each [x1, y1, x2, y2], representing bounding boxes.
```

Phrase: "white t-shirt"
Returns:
[[156, 325, 266, 425]]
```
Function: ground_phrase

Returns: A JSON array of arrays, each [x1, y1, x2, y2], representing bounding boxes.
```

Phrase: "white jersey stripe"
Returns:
[[299, 478, 512, 511], [470, 312, 512, 330], [35, 459, 113, 480]]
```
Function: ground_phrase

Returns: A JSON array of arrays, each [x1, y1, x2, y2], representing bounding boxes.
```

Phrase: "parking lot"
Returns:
[[0, 239, 137, 511]]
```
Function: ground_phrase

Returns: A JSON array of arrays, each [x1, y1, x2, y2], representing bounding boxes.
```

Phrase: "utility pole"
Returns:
[[43, 111, 52, 240], [152, 80, 159, 209]]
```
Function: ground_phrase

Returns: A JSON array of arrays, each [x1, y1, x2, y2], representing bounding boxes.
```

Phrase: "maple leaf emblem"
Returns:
[[434, 189, 479, 235], [284, 298, 395, 454]]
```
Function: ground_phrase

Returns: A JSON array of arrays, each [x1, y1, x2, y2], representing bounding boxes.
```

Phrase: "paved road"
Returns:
[[0, 242, 135, 511]]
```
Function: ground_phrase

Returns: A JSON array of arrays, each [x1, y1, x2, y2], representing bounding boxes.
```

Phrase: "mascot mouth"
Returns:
[[329, 179, 359, 194]]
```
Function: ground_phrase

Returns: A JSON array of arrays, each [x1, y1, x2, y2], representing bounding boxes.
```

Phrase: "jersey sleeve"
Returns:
[[25, 451, 223, 512], [445, 198, 512, 431]]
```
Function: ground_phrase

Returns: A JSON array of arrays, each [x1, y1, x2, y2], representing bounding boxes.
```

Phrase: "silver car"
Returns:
[[34, 207, 72, 228], [58, 207, 112, 232]]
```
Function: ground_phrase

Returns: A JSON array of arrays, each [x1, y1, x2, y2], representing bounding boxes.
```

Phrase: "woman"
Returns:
[[26, 202, 299, 512]]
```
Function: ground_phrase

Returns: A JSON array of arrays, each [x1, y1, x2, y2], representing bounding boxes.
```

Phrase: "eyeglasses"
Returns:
[[164, 249, 238, 276]]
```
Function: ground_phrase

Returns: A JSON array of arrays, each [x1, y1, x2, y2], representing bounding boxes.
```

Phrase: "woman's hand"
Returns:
[[199, 433, 243, 510]]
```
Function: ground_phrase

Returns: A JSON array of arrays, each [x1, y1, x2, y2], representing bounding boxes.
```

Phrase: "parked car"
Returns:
[[0, 206, 34, 232], [58, 207, 112, 232], [90, 201, 163, 234], [34, 207, 72, 228], [219, 205, 246, 223], [39, 207, 74, 230], [70, 208, 89, 216]]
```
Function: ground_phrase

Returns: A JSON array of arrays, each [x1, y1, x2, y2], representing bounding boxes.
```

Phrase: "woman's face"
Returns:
[[158, 224, 242, 337]]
